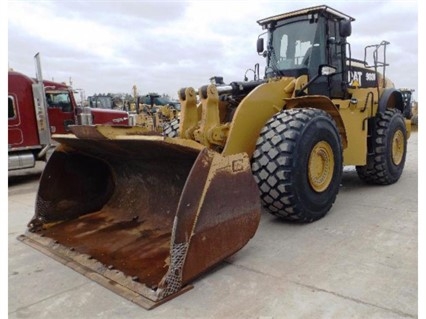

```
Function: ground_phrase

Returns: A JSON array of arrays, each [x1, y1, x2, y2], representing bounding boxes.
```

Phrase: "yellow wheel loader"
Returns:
[[133, 93, 180, 132], [19, 5, 411, 309]]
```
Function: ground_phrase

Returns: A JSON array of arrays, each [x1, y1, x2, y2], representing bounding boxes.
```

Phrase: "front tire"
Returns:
[[356, 109, 407, 184], [251, 108, 343, 222]]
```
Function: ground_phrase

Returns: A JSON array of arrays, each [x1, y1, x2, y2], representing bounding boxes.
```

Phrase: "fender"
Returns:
[[284, 95, 348, 149], [222, 77, 295, 157], [378, 88, 404, 114]]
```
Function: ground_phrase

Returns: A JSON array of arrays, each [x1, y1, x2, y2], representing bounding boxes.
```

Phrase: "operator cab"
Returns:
[[257, 5, 354, 99]]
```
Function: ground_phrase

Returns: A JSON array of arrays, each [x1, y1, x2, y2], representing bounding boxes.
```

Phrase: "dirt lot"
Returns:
[[8, 131, 418, 319]]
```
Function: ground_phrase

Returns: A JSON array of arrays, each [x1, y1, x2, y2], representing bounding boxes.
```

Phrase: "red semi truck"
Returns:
[[8, 53, 130, 171]]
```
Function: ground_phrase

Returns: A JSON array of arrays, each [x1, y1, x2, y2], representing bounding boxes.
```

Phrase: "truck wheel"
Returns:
[[356, 109, 407, 185], [251, 108, 343, 222], [163, 118, 180, 137]]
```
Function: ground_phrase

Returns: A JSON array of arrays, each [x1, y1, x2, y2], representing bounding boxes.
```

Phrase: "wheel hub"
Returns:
[[392, 129, 404, 165], [308, 141, 334, 192]]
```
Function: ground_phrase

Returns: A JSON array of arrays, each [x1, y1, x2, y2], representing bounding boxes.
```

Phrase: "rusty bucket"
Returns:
[[18, 125, 261, 309]]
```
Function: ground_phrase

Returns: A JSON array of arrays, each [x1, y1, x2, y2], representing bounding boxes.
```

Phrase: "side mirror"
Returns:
[[296, 65, 338, 97], [340, 19, 352, 38], [257, 38, 264, 54], [319, 65, 337, 76]]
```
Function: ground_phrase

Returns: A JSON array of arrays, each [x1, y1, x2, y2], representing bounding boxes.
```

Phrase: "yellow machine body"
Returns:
[[19, 5, 410, 310]]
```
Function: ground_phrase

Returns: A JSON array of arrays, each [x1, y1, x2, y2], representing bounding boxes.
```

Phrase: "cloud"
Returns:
[[8, 2, 134, 62], [8, 0, 419, 100]]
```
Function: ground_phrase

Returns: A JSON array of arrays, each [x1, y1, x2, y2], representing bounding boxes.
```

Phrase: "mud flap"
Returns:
[[19, 127, 261, 309]]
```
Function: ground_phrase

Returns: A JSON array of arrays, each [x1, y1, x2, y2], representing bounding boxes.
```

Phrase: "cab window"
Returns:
[[46, 92, 72, 112], [8, 96, 16, 119]]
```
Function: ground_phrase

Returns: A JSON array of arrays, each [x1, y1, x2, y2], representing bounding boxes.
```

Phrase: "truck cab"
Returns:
[[257, 5, 354, 99], [8, 54, 133, 171], [256, 6, 408, 107], [8, 70, 77, 170]]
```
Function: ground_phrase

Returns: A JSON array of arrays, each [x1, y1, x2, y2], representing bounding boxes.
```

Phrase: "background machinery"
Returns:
[[132, 93, 180, 132], [398, 88, 417, 126], [8, 54, 131, 171], [19, 6, 411, 309]]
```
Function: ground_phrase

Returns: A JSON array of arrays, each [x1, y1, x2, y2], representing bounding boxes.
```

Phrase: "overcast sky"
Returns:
[[7, 0, 420, 102]]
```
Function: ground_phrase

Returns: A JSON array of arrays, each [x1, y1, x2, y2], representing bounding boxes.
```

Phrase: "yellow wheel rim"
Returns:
[[392, 130, 405, 165], [308, 141, 334, 192]]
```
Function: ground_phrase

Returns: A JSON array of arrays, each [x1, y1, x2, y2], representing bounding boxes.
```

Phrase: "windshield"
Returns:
[[91, 97, 113, 109], [142, 96, 170, 105], [267, 19, 319, 74], [141, 96, 180, 109]]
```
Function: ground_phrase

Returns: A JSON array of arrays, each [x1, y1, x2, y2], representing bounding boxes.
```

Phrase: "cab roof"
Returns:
[[257, 5, 355, 27]]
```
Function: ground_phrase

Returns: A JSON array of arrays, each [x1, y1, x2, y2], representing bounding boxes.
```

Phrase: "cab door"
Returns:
[[45, 90, 76, 134]]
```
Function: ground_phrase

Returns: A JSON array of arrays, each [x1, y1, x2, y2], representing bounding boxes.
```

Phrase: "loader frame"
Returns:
[[19, 5, 410, 310]]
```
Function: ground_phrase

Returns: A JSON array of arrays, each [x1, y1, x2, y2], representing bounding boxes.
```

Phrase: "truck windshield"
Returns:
[[267, 19, 319, 75], [91, 97, 113, 109], [46, 92, 73, 112]]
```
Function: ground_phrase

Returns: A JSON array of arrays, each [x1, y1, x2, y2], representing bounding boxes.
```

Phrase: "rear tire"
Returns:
[[163, 118, 180, 137], [356, 109, 407, 184], [251, 108, 343, 222]]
